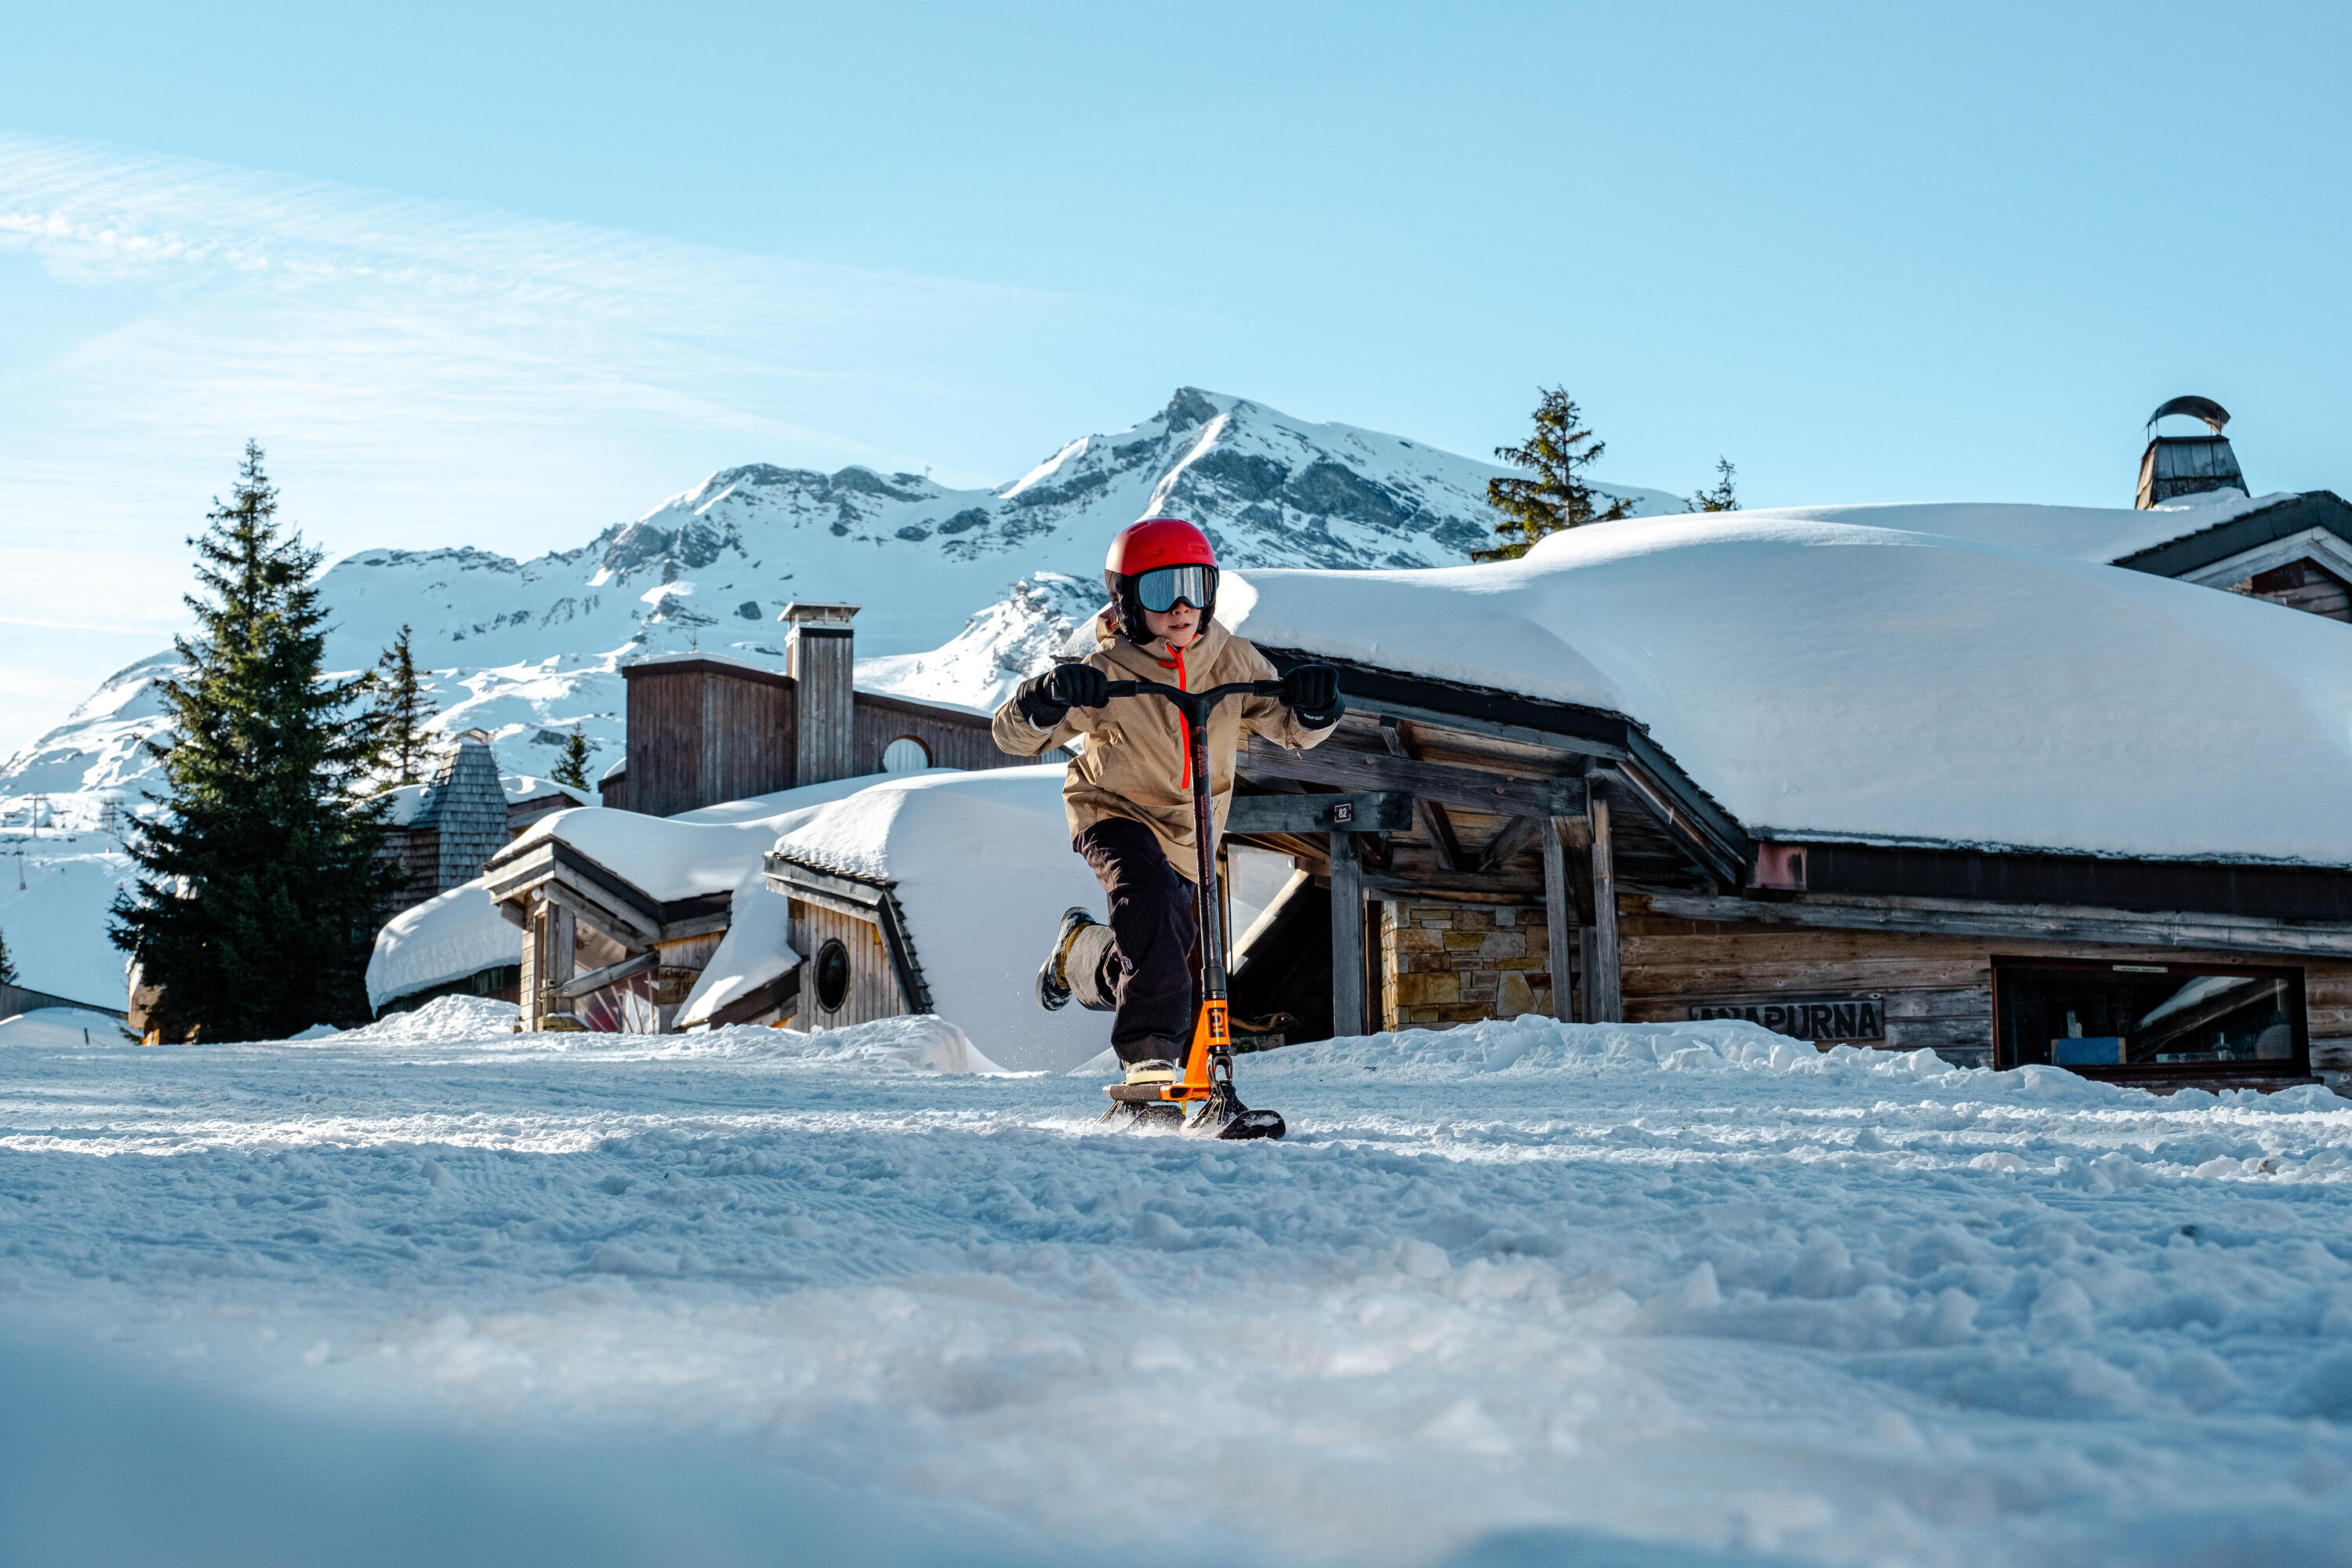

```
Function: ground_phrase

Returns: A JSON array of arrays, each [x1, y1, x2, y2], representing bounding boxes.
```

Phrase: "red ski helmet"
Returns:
[[1104, 517, 1218, 641]]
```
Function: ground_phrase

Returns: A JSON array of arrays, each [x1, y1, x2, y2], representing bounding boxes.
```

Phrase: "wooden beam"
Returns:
[[1602, 760, 1748, 888], [1225, 790, 1413, 836], [1330, 829, 1365, 1038], [554, 948, 657, 1002], [539, 880, 662, 949], [1243, 737, 1586, 818], [1363, 870, 1544, 898], [1480, 815, 1544, 873], [1541, 817, 1574, 1022], [1587, 796, 1622, 1022], [658, 911, 733, 943], [1632, 887, 2352, 958], [1380, 717, 1465, 871]]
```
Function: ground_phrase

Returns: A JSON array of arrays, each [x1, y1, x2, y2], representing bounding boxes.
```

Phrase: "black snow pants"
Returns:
[[1073, 817, 1197, 1065]]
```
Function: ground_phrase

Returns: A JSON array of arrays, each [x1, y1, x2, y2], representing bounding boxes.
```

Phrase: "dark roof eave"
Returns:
[[1249, 642, 1753, 880], [2114, 490, 2352, 579]]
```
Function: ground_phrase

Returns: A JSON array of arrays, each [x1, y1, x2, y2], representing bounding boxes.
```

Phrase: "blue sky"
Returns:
[[3, 1, 2347, 753]]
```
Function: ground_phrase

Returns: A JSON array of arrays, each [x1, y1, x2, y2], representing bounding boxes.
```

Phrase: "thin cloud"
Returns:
[[0, 133, 1120, 755]]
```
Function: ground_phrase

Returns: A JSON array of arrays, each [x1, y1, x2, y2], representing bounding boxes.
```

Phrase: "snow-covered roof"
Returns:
[[365, 881, 516, 1009], [767, 766, 1108, 1072], [368, 770, 961, 1014], [502, 774, 590, 808], [1602, 489, 2278, 565], [1221, 514, 2352, 867]]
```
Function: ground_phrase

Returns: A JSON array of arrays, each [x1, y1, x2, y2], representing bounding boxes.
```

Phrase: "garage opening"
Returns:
[[1994, 957, 2306, 1080]]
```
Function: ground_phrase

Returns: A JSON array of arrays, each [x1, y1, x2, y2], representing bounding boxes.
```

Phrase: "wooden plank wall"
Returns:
[[787, 898, 904, 1029], [625, 665, 794, 818], [1621, 895, 2352, 1065], [851, 695, 1045, 775], [2232, 558, 2352, 622]]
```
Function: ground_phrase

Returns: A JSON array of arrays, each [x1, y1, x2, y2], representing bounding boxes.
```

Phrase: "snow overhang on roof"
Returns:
[[1219, 514, 2352, 868], [760, 767, 1112, 1070]]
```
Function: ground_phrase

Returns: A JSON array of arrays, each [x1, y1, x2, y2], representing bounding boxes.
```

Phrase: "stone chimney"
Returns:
[[781, 603, 858, 786]]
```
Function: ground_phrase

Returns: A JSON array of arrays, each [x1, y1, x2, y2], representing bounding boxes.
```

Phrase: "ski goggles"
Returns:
[[1135, 564, 1215, 614]]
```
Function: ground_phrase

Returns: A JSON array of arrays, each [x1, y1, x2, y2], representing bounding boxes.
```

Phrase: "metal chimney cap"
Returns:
[[778, 602, 860, 625], [2147, 395, 2230, 435]]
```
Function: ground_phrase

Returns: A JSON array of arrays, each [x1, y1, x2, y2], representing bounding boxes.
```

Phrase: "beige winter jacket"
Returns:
[[991, 612, 1338, 880]]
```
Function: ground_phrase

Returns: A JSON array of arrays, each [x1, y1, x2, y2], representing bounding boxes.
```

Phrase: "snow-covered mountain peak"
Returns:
[[0, 387, 1684, 1007]]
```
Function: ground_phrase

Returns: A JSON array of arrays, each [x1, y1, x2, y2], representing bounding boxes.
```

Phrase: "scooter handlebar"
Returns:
[[1099, 678, 1287, 702]]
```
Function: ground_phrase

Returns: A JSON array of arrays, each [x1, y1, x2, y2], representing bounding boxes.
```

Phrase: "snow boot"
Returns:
[[1121, 1058, 1177, 1086], [1037, 906, 1101, 1011]]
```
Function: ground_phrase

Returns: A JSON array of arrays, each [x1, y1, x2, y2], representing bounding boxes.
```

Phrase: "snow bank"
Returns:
[[0, 1337, 1069, 1568], [0, 1006, 129, 1048], [1256, 1012, 2209, 1102], [768, 767, 1111, 1073], [333, 993, 521, 1043], [18, 1006, 2352, 1564], [706, 1014, 1006, 1074], [1224, 514, 2352, 864]]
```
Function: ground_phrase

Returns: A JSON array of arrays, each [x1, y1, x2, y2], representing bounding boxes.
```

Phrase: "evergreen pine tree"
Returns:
[[1475, 388, 1632, 561], [110, 442, 398, 1042], [553, 724, 593, 792], [370, 624, 435, 786], [0, 925, 17, 989], [1686, 458, 1739, 513]]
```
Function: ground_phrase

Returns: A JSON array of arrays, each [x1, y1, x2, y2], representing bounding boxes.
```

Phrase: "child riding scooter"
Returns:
[[990, 517, 1343, 1107]]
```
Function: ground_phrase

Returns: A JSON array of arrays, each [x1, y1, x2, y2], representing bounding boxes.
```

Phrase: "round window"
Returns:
[[813, 938, 851, 1013], [881, 735, 930, 774]]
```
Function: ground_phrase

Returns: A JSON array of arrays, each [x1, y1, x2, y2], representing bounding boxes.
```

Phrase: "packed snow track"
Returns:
[[8, 1000, 2352, 1567]]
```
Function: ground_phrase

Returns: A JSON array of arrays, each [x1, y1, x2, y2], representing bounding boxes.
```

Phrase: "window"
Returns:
[[814, 938, 851, 1013], [882, 736, 930, 774], [1994, 958, 2305, 1076]]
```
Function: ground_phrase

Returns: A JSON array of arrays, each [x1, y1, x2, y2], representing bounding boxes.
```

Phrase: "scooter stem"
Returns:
[[1098, 676, 1289, 1102]]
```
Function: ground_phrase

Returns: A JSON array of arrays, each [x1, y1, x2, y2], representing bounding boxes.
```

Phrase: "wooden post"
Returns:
[[520, 902, 543, 1029], [1541, 817, 1576, 1022], [546, 902, 575, 1022], [1330, 830, 1365, 1038], [1587, 795, 1621, 1022]]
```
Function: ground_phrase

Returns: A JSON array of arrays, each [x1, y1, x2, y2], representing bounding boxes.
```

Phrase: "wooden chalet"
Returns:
[[485, 829, 766, 1032], [595, 603, 1052, 818], [757, 852, 932, 1033], [483, 602, 1048, 1032], [1216, 648, 2352, 1092]]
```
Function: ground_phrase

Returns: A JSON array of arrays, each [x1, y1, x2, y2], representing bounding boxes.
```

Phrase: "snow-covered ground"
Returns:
[[9, 1001, 2352, 1566]]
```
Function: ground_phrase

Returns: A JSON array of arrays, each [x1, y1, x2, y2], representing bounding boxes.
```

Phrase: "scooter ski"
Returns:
[[1093, 672, 1330, 1141]]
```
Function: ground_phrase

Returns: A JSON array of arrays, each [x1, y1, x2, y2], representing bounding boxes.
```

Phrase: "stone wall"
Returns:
[[1380, 901, 1556, 1029]]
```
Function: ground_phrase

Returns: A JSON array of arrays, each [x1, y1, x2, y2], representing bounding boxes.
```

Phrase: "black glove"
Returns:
[[1280, 663, 1343, 728], [1016, 662, 1109, 727]]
